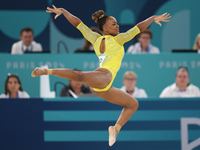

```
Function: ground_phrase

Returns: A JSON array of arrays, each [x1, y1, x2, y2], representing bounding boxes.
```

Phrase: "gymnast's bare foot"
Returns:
[[108, 126, 119, 146], [31, 67, 47, 77]]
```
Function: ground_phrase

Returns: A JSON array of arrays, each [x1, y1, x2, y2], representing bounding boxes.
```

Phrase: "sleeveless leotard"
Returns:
[[77, 22, 140, 91]]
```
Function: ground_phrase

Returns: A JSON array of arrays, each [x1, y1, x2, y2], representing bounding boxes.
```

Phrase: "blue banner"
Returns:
[[0, 97, 200, 150], [0, 53, 200, 97]]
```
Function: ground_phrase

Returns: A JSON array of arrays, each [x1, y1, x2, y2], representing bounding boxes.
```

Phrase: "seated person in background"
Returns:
[[127, 29, 160, 54], [0, 74, 30, 98], [160, 66, 200, 98], [60, 69, 91, 97], [79, 87, 98, 97], [11, 27, 43, 54], [193, 33, 200, 53], [120, 71, 147, 98], [74, 27, 102, 53]]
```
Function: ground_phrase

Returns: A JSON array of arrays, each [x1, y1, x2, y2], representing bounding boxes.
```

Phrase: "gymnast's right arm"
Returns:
[[46, 5, 100, 45], [46, 5, 81, 27]]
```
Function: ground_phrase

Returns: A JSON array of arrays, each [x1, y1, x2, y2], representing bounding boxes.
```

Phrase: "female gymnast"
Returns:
[[32, 5, 170, 146]]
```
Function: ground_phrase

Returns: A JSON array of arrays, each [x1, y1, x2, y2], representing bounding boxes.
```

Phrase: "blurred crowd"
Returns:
[[6, 27, 200, 54]]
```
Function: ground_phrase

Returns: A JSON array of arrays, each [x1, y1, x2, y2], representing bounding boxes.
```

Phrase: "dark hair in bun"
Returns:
[[92, 10, 110, 32]]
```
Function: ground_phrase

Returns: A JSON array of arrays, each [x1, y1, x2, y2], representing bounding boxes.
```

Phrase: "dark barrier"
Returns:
[[0, 97, 200, 150]]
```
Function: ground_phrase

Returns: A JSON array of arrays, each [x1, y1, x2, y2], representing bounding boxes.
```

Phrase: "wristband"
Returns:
[[46, 69, 53, 75]]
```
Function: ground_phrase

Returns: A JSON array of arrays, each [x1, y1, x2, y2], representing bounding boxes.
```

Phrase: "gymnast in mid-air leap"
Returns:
[[32, 5, 170, 146]]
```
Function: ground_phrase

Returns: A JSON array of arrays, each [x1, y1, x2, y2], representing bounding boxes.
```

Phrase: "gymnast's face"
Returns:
[[104, 17, 119, 36]]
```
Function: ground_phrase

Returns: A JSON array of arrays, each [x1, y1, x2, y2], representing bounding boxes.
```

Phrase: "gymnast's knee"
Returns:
[[131, 99, 139, 110], [135, 100, 139, 109]]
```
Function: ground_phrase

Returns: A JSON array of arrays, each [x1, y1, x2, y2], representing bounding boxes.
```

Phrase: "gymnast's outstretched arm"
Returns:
[[46, 5, 81, 27], [46, 5, 101, 45], [112, 13, 171, 46], [136, 13, 171, 32]]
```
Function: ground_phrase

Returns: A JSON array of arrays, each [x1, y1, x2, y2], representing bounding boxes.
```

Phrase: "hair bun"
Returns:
[[92, 10, 105, 23]]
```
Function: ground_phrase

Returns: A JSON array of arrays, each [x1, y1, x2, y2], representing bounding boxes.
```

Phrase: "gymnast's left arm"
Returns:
[[114, 12, 171, 46], [114, 26, 141, 46], [136, 13, 171, 32]]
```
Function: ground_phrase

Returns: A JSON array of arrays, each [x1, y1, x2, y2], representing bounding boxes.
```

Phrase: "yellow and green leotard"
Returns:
[[77, 22, 140, 92]]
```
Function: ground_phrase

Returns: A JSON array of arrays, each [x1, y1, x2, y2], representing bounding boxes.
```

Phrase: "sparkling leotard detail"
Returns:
[[77, 22, 140, 91]]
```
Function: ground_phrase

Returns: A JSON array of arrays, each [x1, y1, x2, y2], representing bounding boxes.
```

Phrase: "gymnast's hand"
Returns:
[[46, 5, 63, 19], [31, 67, 47, 77], [154, 13, 171, 27]]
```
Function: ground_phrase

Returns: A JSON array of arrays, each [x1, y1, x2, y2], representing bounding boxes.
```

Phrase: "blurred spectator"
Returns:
[[11, 27, 43, 54], [160, 66, 200, 98], [127, 29, 160, 54], [74, 27, 102, 53], [120, 71, 147, 98], [79, 87, 98, 97], [60, 69, 91, 97], [0, 74, 30, 98], [193, 33, 200, 53]]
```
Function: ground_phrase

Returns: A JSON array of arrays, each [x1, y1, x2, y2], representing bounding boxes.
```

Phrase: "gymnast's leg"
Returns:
[[95, 87, 139, 146], [32, 67, 138, 146], [31, 67, 112, 89]]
